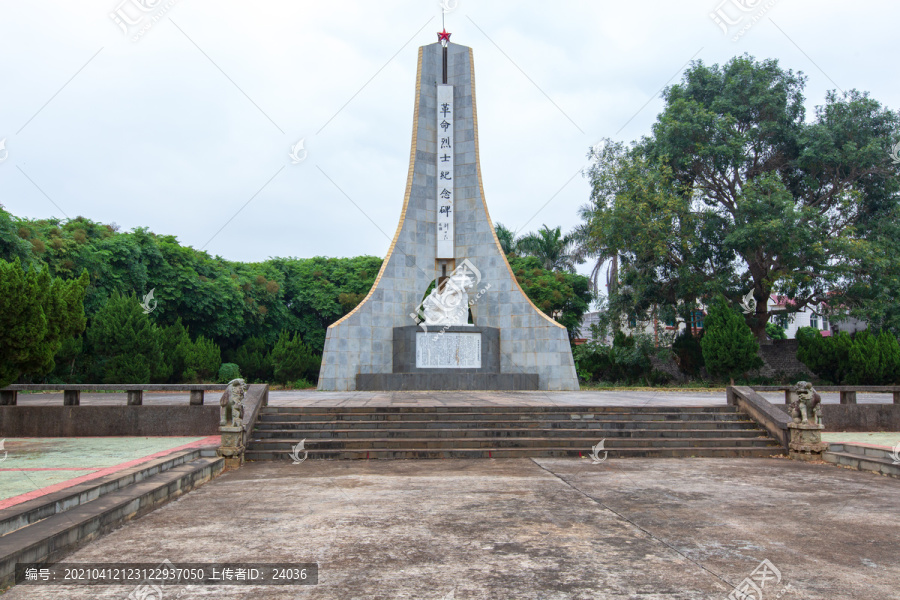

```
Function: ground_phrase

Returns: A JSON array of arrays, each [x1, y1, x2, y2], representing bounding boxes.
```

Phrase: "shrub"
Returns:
[[797, 327, 852, 384], [271, 331, 320, 384], [766, 321, 787, 340], [573, 332, 654, 384], [672, 329, 704, 377], [181, 335, 222, 383], [700, 296, 762, 382], [218, 363, 242, 383], [847, 330, 900, 385], [229, 336, 274, 382]]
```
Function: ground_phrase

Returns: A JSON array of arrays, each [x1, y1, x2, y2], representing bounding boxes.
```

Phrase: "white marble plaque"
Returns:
[[416, 332, 481, 368], [436, 84, 454, 259]]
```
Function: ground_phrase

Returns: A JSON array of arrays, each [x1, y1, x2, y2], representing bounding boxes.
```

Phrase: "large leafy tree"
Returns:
[[508, 256, 592, 338], [0, 259, 89, 387], [584, 55, 900, 339]]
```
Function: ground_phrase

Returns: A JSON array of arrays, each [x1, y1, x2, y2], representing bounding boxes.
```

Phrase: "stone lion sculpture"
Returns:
[[220, 378, 248, 428], [789, 380, 823, 426]]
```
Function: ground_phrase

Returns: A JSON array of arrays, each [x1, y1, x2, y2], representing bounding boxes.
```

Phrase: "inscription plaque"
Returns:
[[416, 332, 481, 369]]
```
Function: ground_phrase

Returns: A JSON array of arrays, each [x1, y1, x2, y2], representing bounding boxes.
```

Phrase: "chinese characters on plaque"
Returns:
[[436, 84, 454, 259]]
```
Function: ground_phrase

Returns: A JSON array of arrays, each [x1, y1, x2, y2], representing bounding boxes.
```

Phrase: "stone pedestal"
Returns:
[[217, 425, 244, 470], [788, 422, 827, 461]]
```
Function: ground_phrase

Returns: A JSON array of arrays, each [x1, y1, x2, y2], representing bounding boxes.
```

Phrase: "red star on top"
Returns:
[[437, 29, 451, 44]]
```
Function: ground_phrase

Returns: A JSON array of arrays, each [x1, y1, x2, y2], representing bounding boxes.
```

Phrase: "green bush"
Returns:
[[797, 327, 852, 384], [180, 335, 222, 383], [229, 336, 274, 382], [847, 330, 900, 385], [271, 330, 320, 384], [218, 363, 242, 383], [766, 321, 787, 340], [573, 332, 654, 384], [672, 329, 704, 377], [700, 296, 762, 382]]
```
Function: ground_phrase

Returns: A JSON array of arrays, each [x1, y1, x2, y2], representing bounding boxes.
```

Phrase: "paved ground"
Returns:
[[11, 389, 899, 407], [0, 437, 218, 508], [2, 457, 898, 599]]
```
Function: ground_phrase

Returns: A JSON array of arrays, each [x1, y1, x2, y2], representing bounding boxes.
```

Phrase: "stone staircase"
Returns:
[[0, 448, 223, 588], [246, 406, 782, 460], [824, 443, 900, 478]]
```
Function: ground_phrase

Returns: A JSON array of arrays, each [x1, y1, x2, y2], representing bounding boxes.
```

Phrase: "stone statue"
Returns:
[[221, 378, 248, 428], [422, 267, 476, 326], [790, 381, 822, 426]]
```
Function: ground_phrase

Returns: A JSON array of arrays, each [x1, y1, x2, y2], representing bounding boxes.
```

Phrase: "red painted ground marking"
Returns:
[[0, 467, 100, 472], [0, 436, 220, 510]]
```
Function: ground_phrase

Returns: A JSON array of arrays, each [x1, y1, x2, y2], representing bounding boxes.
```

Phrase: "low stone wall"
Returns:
[[0, 406, 220, 437], [758, 339, 813, 378], [772, 403, 900, 432]]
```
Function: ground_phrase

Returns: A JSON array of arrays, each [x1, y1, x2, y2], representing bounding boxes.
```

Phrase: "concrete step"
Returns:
[[245, 446, 782, 460], [0, 449, 206, 538], [248, 437, 779, 451], [260, 405, 738, 414], [0, 456, 223, 588], [823, 444, 900, 478], [257, 411, 745, 422], [252, 427, 768, 440], [255, 419, 759, 430]]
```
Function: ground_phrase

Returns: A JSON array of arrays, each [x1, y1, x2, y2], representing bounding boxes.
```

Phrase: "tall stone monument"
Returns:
[[317, 33, 578, 391]]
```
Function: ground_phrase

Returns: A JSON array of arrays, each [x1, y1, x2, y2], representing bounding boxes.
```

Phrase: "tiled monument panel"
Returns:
[[317, 42, 578, 391]]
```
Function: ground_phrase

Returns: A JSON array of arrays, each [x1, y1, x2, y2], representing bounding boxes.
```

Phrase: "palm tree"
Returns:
[[517, 224, 577, 272], [493, 222, 518, 255], [571, 207, 618, 296]]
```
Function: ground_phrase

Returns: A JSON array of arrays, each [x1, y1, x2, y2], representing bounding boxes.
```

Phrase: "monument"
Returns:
[[317, 32, 578, 391]]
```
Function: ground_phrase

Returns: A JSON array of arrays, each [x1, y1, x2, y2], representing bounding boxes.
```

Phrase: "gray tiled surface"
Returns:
[[318, 42, 577, 391]]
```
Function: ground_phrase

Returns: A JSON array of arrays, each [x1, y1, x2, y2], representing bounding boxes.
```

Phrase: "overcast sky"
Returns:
[[1, 1, 898, 280]]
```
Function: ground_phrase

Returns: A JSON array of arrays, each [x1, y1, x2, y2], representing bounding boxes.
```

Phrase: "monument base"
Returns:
[[357, 326, 539, 390], [356, 373, 539, 391], [788, 422, 828, 461]]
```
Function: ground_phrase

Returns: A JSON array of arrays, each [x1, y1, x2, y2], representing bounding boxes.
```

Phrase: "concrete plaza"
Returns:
[[2, 456, 898, 599]]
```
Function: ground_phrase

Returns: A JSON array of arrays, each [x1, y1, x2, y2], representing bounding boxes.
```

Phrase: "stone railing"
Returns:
[[727, 386, 791, 451], [751, 385, 900, 405], [0, 384, 227, 406]]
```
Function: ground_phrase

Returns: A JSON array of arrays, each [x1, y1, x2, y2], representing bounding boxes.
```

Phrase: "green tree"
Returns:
[[766, 322, 787, 340], [672, 328, 705, 377], [157, 319, 191, 383], [493, 222, 518, 255], [517, 225, 577, 272], [700, 297, 762, 383], [0, 258, 89, 387], [508, 256, 592, 338], [86, 292, 168, 384], [796, 327, 853, 384], [847, 331, 900, 385], [584, 55, 900, 341], [180, 335, 221, 383], [227, 335, 274, 383], [271, 330, 320, 384]]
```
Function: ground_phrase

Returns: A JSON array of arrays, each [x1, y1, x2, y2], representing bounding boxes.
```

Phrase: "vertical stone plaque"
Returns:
[[436, 84, 454, 259]]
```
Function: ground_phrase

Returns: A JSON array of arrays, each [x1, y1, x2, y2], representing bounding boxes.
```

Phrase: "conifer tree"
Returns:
[[700, 296, 762, 383]]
